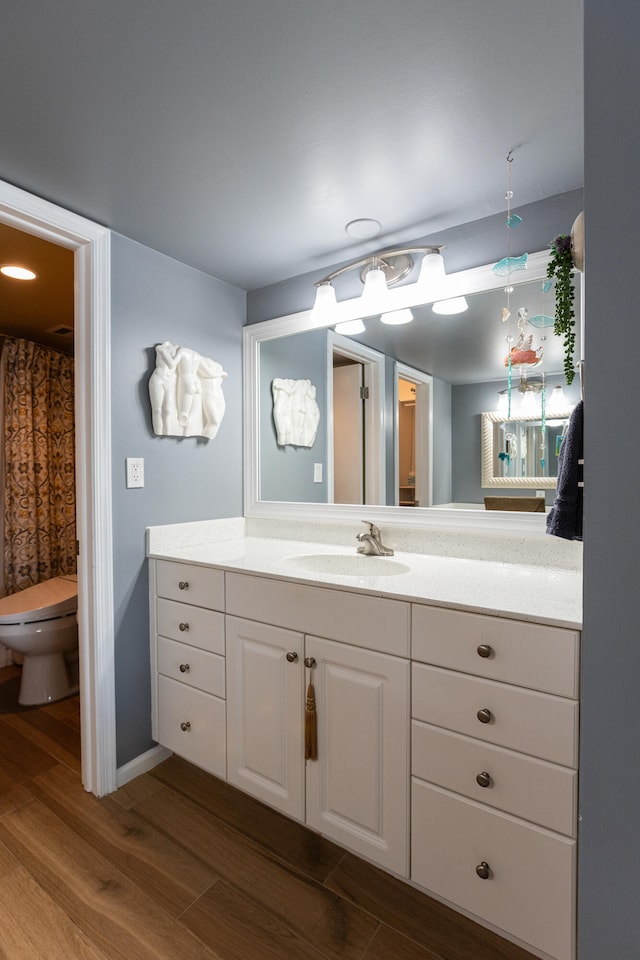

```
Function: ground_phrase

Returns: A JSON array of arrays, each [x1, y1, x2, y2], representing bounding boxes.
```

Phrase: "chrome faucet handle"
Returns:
[[362, 520, 381, 539]]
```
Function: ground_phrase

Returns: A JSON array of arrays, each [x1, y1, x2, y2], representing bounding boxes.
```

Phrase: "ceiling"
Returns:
[[0, 224, 74, 350], [0, 1, 583, 293]]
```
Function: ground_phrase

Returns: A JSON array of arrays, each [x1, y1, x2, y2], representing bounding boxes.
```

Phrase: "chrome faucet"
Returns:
[[356, 521, 394, 557]]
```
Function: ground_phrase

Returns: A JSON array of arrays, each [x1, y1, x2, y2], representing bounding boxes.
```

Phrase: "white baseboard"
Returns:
[[116, 744, 172, 788]]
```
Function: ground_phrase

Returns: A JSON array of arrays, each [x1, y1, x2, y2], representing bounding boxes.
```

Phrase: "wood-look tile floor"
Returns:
[[0, 664, 536, 960]]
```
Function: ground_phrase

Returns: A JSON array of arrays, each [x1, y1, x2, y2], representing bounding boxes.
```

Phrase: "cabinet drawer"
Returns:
[[412, 663, 578, 767], [412, 721, 577, 837], [412, 604, 579, 698], [411, 779, 575, 960], [155, 559, 224, 610], [225, 572, 410, 656], [157, 675, 226, 778], [157, 636, 225, 698], [157, 598, 224, 655]]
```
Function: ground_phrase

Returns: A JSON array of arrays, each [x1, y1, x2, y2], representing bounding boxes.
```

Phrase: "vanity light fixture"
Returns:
[[335, 318, 366, 336], [380, 308, 414, 325], [311, 245, 447, 322], [0, 264, 37, 280], [432, 296, 469, 315], [361, 259, 390, 307]]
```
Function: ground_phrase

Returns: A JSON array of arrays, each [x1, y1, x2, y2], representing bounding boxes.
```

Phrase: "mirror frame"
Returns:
[[244, 249, 573, 535], [481, 410, 575, 489]]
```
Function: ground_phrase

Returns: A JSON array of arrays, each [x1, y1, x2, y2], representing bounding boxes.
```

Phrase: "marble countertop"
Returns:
[[148, 531, 582, 630]]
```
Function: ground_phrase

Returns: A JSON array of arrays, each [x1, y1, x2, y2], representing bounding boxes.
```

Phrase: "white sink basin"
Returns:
[[287, 554, 411, 577]]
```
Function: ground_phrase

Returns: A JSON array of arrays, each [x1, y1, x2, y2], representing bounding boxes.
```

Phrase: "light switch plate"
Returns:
[[313, 463, 323, 483], [126, 457, 144, 488]]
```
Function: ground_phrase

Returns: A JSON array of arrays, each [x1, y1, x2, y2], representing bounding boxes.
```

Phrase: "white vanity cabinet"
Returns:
[[150, 559, 227, 779], [149, 552, 580, 959], [410, 604, 580, 960], [225, 615, 305, 820], [224, 573, 410, 877]]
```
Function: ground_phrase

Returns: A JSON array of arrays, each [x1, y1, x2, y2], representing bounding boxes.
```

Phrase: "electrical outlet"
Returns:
[[313, 463, 323, 483], [126, 457, 144, 488]]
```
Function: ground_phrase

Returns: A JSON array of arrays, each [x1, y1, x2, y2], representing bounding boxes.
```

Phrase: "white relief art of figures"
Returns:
[[149, 341, 228, 439], [272, 378, 320, 447]]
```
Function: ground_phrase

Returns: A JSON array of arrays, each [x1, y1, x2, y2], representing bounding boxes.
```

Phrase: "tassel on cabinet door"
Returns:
[[304, 657, 317, 760]]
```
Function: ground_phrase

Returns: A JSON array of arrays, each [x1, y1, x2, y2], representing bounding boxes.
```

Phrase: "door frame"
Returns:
[[0, 179, 116, 796], [327, 332, 386, 505], [394, 363, 433, 508]]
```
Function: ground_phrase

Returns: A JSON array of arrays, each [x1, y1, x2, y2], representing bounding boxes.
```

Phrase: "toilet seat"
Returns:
[[0, 576, 78, 625]]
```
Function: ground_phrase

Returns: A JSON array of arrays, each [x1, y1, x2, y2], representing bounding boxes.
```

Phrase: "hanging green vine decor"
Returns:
[[547, 234, 576, 384]]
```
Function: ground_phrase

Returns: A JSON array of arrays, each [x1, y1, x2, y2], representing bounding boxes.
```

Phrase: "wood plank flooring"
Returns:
[[0, 665, 537, 960]]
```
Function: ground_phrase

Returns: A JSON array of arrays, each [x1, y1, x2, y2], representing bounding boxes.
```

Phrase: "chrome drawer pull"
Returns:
[[286, 652, 298, 663], [475, 861, 491, 880], [477, 644, 493, 659], [178, 581, 189, 590], [179, 663, 190, 673], [180, 721, 191, 732], [178, 622, 189, 632], [477, 708, 493, 724], [476, 771, 492, 788]]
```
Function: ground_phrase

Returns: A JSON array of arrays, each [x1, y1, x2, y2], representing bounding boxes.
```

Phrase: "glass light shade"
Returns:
[[521, 389, 540, 415], [380, 308, 413, 325], [335, 318, 365, 336], [496, 391, 509, 415], [418, 251, 446, 286], [311, 282, 337, 320], [361, 267, 389, 307], [1, 265, 36, 280], [548, 384, 568, 411], [432, 296, 468, 315]]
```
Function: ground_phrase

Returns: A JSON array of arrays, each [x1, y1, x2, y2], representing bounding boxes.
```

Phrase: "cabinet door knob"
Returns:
[[477, 644, 493, 658], [475, 861, 491, 880], [178, 581, 189, 590], [477, 708, 493, 724], [178, 622, 189, 632], [304, 657, 316, 669], [286, 652, 298, 663], [180, 721, 191, 732], [476, 771, 492, 788], [179, 663, 190, 673]]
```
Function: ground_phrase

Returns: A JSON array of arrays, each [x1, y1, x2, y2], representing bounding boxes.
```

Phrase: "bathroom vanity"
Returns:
[[148, 518, 581, 960]]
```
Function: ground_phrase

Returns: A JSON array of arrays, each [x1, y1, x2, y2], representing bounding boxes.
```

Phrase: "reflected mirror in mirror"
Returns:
[[254, 257, 582, 511]]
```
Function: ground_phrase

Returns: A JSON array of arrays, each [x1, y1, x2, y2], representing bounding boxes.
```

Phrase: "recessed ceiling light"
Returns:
[[1, 265, 37, 280], [345, 219, 382, 240]]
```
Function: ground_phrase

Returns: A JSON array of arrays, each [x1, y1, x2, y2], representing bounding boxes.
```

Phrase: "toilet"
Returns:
[[0, 575, 78, 705]]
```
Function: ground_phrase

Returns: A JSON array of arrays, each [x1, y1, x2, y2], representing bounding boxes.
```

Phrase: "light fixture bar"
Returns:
[[314, 245, 445, 288]]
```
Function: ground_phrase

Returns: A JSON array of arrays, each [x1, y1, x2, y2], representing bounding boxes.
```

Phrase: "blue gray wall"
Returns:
[[111, 234, 245, 767], [432, 378, 452, 505], [579, 4, 640, 957], [259, 328, 328, 503]]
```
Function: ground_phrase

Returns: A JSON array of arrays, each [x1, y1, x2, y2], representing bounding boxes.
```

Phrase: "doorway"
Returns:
[[327, 332, 386, 505], [0, 179, 115, 795], [395, 363, 433, 508]]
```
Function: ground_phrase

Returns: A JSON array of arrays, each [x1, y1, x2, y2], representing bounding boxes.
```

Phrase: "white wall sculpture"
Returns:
[[272, 378, 320, 447], [149, 341, 227, 439]]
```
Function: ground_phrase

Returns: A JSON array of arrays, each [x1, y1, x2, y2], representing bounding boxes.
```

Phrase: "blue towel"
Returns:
[[546, 400, 583, 540]]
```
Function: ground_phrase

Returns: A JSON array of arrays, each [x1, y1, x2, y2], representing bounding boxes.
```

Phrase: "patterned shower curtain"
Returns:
[[2, 337, 76, 595]]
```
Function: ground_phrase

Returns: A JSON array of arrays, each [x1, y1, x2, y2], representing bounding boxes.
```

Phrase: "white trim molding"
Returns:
[[0, 180, 116, 796], [116, 745, 172, 788]]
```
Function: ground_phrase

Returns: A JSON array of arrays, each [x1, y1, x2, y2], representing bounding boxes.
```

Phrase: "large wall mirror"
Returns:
[[244, 251, 582, 531]]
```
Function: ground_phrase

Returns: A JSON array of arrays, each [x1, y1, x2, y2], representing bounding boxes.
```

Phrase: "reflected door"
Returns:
[[333, 360, 364, 504]]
